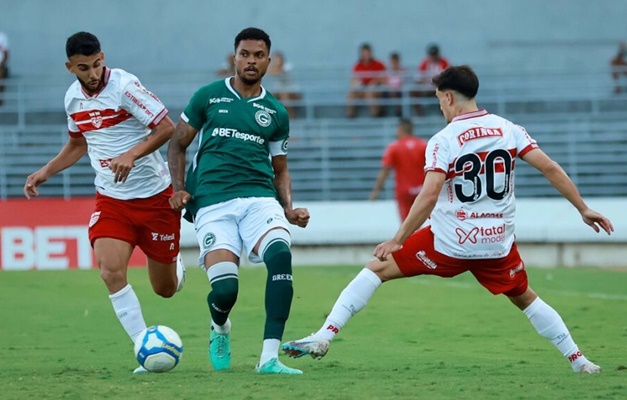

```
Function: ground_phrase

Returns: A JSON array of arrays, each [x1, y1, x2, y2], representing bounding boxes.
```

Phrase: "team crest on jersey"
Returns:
[[89, 211, 101, 228], [255, 110, 271, 127], [89, 111, 103, 128], [203, 232, 216, 249]]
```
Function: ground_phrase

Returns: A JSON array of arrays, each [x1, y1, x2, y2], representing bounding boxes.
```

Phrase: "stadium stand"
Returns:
[[1, 69, 627, 200]]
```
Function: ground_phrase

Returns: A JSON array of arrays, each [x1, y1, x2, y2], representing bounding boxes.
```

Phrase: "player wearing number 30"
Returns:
[[282, 65, 613, 374], [168, 28, 310, 375]]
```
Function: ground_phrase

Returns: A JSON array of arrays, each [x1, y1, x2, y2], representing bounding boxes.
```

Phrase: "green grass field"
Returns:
[[1, 266, 626, 400]]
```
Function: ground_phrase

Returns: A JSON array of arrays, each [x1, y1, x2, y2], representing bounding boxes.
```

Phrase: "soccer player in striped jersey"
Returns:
[[23, 32, 185, 374], [283, 65, 612, 375]]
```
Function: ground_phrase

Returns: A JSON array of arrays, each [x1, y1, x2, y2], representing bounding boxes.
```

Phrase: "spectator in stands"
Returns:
[[267, 51, 301, 119], [370, 118, 427, 222], [347, 43, 386, 118], [216, 53, 235, 77], [411, 44, 449, 115], [387, 52, 405, 116], [0, 31, 9, 106], [611, 42, 627, 94]]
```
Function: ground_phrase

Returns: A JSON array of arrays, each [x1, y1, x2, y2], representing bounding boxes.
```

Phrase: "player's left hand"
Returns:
[[285, 207, 310, 228], [373, 239, 403, 261], [581, 208, 614, 235], [109, 153, 135, 183]]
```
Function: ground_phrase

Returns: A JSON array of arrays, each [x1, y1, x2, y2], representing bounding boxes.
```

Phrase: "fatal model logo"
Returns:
[[255, 110, 271, 127]]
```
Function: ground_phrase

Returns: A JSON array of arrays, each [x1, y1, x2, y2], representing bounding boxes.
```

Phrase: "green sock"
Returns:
[[207, 277, 238, 326], [263, 241, 293, 340]]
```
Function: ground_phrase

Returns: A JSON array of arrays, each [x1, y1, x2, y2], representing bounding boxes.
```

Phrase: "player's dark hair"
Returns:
[[432, 65, 479, 99], [398, 118, 413, 135], [234, 27, 271, 52], [66, 32, 101, 58], [390, 52, 400, 61]]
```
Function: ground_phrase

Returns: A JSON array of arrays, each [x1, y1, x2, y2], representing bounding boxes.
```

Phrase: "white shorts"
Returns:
[[194, 197, 290, 268]]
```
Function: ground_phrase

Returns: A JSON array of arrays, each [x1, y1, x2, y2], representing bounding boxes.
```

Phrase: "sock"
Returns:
[[523, 297, 590, 371], [262, 237, 294, 340], [211, 318, 231, 334], [109, 284, 147, 343], [259, 338, 280, 366], [175, 253, 185, 292], [206, 261, 239, 327], [315, 268, 382, 341]]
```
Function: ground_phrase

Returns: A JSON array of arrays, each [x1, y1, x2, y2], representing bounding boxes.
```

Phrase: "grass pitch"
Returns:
[[1, 266, 626, 399]]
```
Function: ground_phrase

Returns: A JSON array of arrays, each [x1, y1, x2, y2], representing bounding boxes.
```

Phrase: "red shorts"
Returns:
[[88, 186, 181, 264], [392, 226, 528, 297]]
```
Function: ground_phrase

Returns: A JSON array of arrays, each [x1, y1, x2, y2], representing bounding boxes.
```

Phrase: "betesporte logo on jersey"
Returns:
[[455, 224, 506, 245], [211, 128, 265, 144]]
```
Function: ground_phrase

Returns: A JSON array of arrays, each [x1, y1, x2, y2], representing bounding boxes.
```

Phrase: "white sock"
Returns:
[[523, 297, 590, 371], [109, 284, 147, 343], [176, 253, 185, 292], [259, 338, 280, 366], [314, 268, 382, 341], [211, 318, 231, 334]]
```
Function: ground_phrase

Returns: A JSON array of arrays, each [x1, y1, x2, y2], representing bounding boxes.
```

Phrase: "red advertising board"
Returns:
[[0, 198, 146, 270]]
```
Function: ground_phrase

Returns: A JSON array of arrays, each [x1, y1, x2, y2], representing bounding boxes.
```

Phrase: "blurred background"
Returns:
[[1, 0, 626, 268]]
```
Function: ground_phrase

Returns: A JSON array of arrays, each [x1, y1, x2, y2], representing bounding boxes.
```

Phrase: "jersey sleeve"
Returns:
[[381, 143, 395, 167], [424, 135, 450, 174], [513, 124, 539, 158], [121, 79, 168, 129], [181, 86, 209, 131], [269, 105, 290, 156], [67, 115, 82, 138]]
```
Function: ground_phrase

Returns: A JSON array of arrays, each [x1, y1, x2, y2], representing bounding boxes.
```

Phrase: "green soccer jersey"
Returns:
[[182, 77, 290, 217]]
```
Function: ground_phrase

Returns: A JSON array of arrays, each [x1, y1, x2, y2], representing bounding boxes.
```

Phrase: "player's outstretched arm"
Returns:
[[374, 171, 445, 260], [109, 116, 175, 183], [24, 135, 87, 199], [522, 148, 614, 235], [272, 155, 309, 228], [167, 119, 198, 210]]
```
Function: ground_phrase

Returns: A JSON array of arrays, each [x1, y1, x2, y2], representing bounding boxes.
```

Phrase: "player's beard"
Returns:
[[238, 67, 264, 86], [78, 75, 103, 95]]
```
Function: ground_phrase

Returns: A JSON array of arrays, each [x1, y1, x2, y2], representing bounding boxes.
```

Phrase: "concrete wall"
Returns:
[[180, 198, 627, 268], [2, 0, 626, 79]]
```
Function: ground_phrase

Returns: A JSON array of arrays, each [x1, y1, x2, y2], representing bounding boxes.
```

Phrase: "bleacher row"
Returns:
[[1, 70, 626, 200]]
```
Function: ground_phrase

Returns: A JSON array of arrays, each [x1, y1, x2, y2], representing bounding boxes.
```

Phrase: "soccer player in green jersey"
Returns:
[[167, 27, 310, 375]]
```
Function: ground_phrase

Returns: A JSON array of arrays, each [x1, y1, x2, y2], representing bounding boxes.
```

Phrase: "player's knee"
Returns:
[[153, 282, 177, 298], [98, 259, 127, 290], [262, 238, 293, 285], [365, 258, 398, 283], [208, 261, 239, 307]]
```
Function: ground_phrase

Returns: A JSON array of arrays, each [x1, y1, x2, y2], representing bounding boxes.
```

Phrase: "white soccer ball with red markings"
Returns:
[[134, 325, 183, 372]]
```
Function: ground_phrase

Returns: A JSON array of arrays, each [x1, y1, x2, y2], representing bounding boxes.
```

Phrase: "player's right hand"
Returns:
[[169, 190, 191, 211], [373, 239, 403, 261], [581, 208, 614, 235], [23, 170, 48, 199]]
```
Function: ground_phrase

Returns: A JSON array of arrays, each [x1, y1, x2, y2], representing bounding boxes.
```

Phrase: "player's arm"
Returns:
[[24, 135, 87, 199], [109, 116, 175, 183], [272, 155, 310, 228], [373, 171, 445, 261], [167, 119, 198, 210], [522, 148, 613, 235], [370, 166, 392, 200]]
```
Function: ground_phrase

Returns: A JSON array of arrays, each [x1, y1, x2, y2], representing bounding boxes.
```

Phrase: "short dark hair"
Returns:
[[432, 65, 479, 99], [398, 118, 413, 135], [234, 27, 271, 52], [66, 32, 101, 58], [360, 43, 372, 51], [390, 52, 400, 60]]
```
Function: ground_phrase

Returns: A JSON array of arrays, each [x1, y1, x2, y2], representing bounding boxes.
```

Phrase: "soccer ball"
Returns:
[[134, 325, 183, 372]]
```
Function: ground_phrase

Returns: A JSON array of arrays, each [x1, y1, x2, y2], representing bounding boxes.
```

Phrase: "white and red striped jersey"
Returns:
[[424, 109, 538, 259], [65, 67, 170, 200]]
